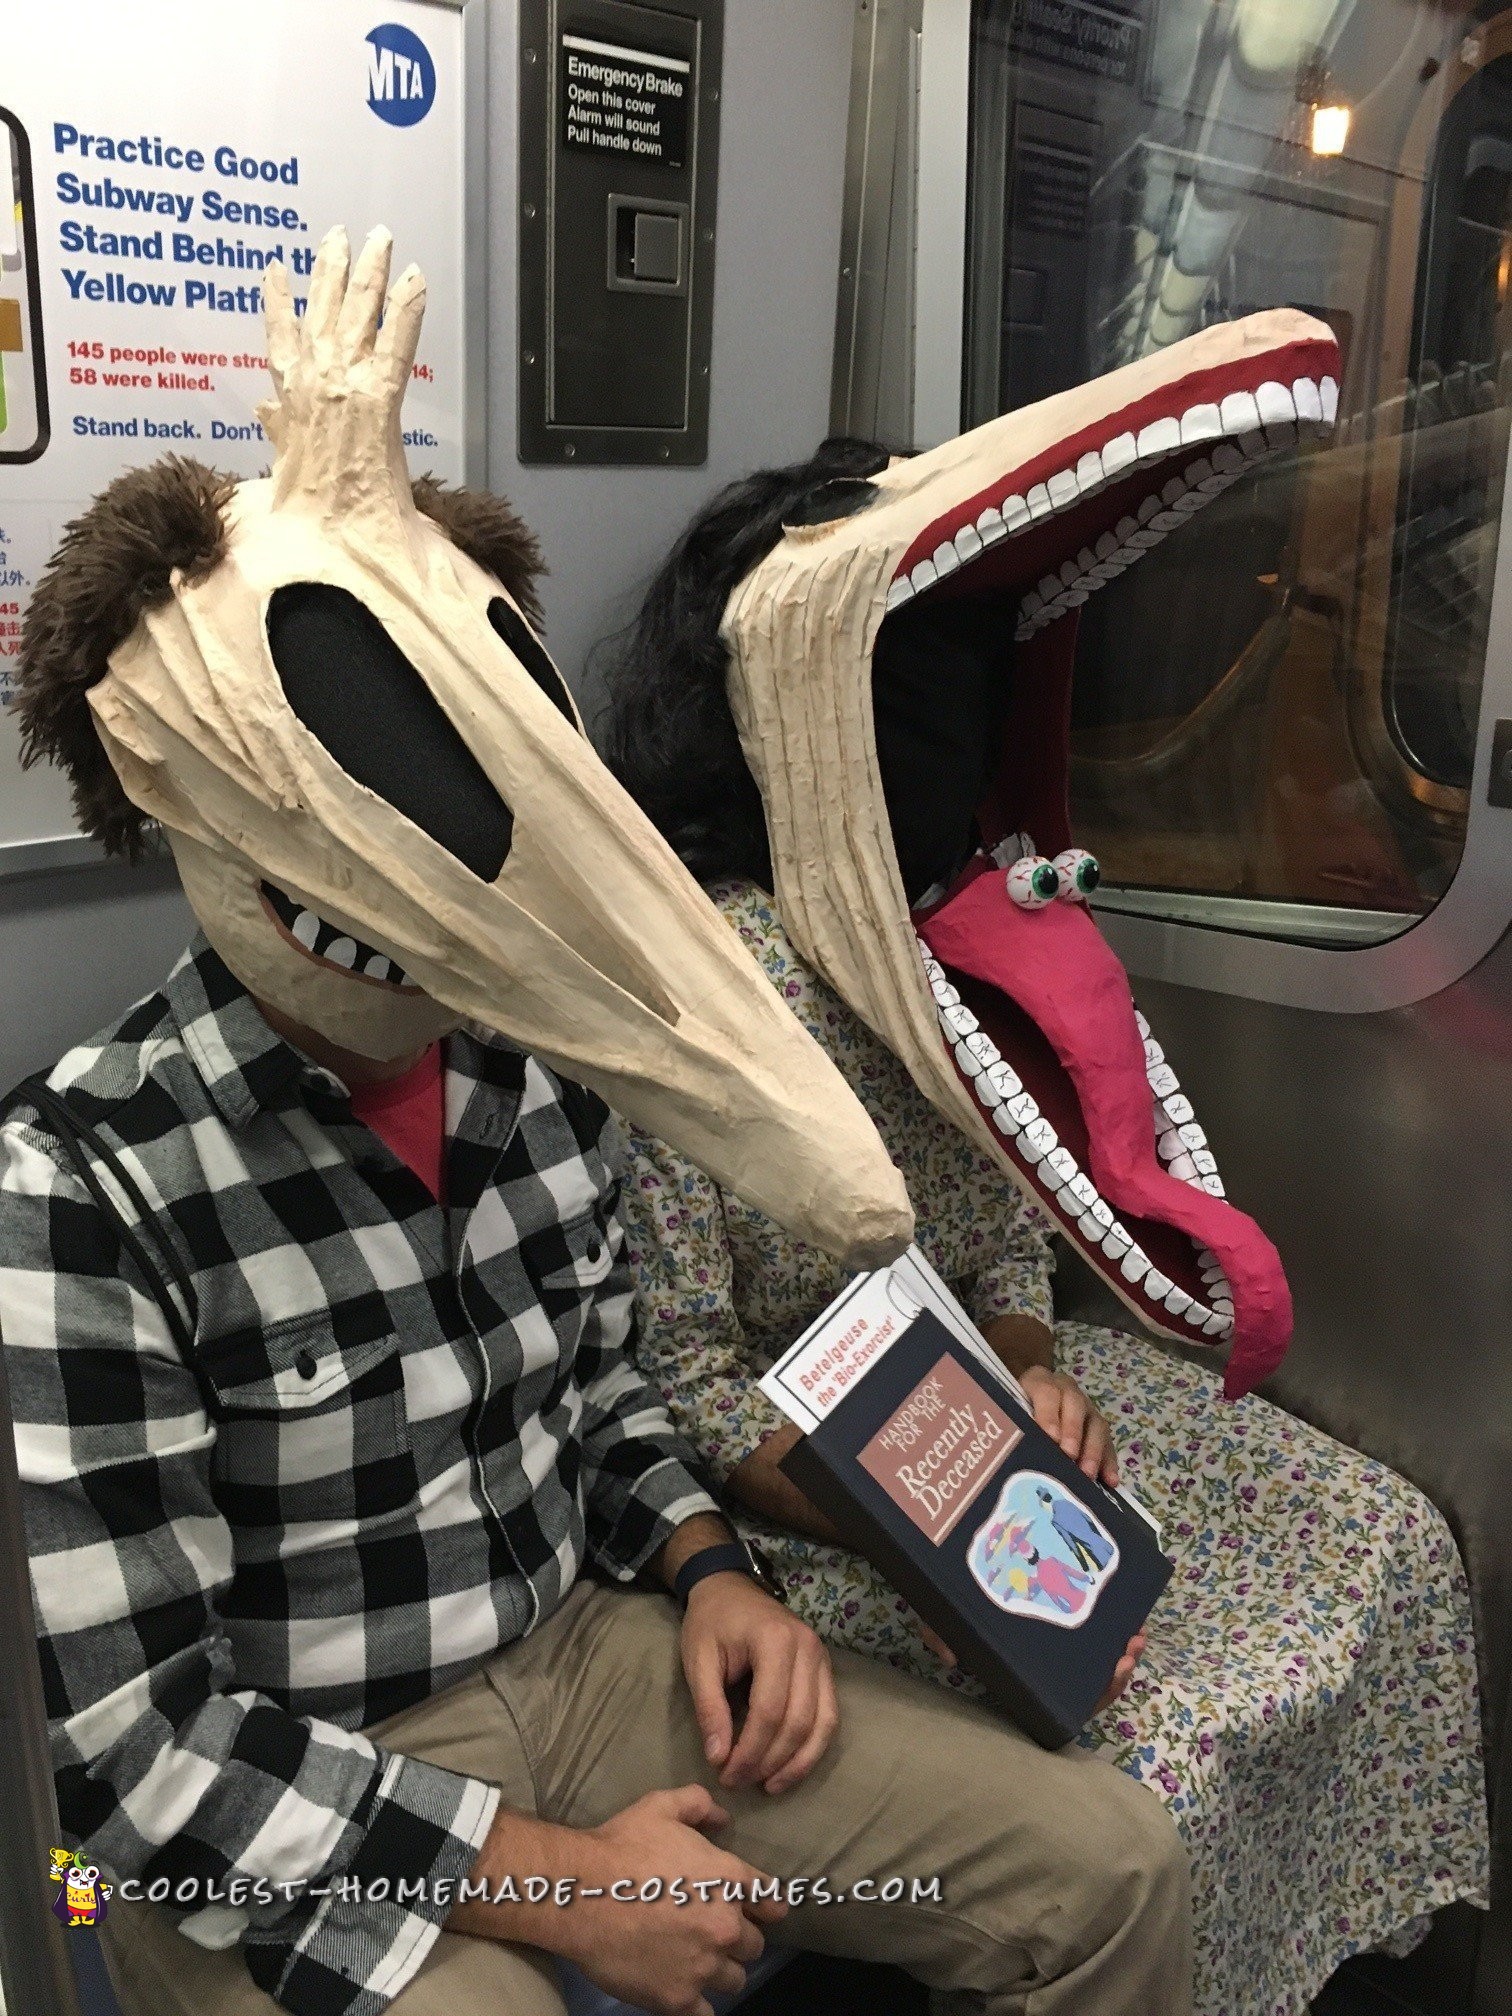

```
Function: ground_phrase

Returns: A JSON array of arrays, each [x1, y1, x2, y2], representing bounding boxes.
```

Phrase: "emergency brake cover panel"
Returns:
[[518, 0, 721, 464]]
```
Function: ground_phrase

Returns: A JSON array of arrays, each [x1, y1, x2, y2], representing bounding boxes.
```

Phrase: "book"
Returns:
[[759, 1248, 1171, 1748]]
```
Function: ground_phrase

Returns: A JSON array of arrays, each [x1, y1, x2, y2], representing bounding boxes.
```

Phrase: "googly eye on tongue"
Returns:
[[1006, 855, 1060, 908], [1053, 848, 1100, 902]]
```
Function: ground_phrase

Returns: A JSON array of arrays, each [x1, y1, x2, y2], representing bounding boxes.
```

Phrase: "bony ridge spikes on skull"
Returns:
[[14, 224, 913, 1272], [715, 310, 1339, 1396]]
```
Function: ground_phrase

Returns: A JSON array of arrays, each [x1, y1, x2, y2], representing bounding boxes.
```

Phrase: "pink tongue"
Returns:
[[918, 863, 1292, 1397]]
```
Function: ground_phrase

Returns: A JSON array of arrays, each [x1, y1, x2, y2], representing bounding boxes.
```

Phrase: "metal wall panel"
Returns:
[[830, 0, 923, 448], [1130, 928, 1512, 2015], [517, 0, 723, 465], [491, 0, 857, 704]]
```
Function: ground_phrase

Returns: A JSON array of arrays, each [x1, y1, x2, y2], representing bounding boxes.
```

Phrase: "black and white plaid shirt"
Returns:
[[0, 937, 717, 2015]]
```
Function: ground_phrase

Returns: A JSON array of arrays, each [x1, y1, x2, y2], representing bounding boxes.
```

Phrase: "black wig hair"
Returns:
[[600, 436, 892, 888]]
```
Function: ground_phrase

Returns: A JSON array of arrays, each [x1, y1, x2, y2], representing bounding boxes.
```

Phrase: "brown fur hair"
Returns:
[[14, 461, 548, 858], [15, 457, 233, 857], [411, 475, 546, 631]]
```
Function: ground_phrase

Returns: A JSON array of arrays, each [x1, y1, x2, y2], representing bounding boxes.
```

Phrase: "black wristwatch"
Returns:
[[672, 1535, 786, 1606]]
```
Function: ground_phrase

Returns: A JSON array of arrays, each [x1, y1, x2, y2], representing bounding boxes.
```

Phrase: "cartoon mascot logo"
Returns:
[[48, 1844, 112, 1927]]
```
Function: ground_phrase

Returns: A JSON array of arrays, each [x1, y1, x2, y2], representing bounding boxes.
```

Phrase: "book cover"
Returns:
[[767, 1268, 1171, 1747]]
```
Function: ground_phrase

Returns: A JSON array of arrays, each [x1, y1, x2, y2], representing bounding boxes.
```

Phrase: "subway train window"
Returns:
[[965, 0, 1512, 944]]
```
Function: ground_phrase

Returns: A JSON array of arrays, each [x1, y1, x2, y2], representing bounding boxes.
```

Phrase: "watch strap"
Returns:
[[671, 1541, 758, 1603]]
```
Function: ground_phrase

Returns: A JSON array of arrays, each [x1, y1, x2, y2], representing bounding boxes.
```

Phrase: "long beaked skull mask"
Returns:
[[54, 227, 913, 1268], [722, 311, 1342, 1396]]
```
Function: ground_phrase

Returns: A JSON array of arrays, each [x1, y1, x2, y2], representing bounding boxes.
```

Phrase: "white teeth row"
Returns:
[[1133, 1007, 1226, 1201], [1013, 378, 1336, 639], [1198, 1243, 1234, 1315], [921, 942, 1233, 1340], [289, 906, 406, 983], [883, 373, 1338, 628]]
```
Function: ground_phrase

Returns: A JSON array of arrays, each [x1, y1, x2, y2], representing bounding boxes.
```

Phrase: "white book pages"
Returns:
[[758, 1267, 917, 1432], [757, 1245, 1162, 1548], [887, 1244, 1032, 1408]]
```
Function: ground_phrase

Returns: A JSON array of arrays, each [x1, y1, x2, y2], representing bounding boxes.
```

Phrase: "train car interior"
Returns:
[[1, 4, 1508, 2016]]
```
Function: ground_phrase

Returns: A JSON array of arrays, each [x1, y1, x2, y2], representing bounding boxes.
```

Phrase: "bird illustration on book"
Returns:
[[968, 1471, 1120, 1627], [1037, 1482, 1117, 1575], [974, 1514, 1091, 1614], [1026, 1546, 1092, 1616]]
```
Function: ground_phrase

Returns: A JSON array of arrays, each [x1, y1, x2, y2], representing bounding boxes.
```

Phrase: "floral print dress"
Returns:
[[619, 877, 1490, 2016]]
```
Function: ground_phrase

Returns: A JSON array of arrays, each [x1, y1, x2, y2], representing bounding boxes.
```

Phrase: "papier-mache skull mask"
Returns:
[[713, 311, 1342, 1396], [16, 225, 915, 1270]]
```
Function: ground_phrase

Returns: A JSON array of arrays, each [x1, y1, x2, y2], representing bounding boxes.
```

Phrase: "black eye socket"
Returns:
[[782, 476, 881, 529], [487, 597, 578, 726], [267, 582, 514, 883]]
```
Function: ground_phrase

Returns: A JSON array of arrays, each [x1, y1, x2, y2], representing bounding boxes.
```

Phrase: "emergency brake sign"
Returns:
[[560, 31, 690, 168]]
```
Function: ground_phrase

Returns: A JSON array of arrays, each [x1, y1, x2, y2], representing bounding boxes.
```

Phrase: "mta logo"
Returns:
[[366, 23, 436, 126]]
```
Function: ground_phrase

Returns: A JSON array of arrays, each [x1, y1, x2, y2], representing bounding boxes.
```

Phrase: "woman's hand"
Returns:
[[1017, 1365, 1120, 1486], [979, 1314, 1119, 1487]]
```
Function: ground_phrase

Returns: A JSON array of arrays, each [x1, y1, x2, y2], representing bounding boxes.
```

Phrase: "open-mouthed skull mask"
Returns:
[[716, 312, 1340, 1396], [15, 225, 915, 1270]]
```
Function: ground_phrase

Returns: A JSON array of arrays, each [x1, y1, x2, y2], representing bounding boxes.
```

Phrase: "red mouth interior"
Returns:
[[885, 343, 1326, 1394], [894, 336, 1339, 585], [919, 840, 1237, 1317]]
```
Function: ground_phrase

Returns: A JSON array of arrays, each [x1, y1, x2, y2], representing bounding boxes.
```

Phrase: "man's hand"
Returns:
[[728, 1422, 844, 1543], [682, 1572, 839, 1796], [1018, 1366, 1119, 1485], [450, 1786, 787, 2016], [920, 1618, 1145, 1713], [1096, 1631, 1146, 1714], [561, 1786, 787, 2016]]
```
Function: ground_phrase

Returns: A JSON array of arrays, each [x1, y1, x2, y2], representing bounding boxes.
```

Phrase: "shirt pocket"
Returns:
[[200, 1300, 419, 1527], [516, 1207, 616, 1358]]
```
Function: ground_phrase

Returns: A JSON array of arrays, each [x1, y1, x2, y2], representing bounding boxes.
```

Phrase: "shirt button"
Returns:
[[587, 1239, 602, 1264], [295, 1348, 318, 1380]]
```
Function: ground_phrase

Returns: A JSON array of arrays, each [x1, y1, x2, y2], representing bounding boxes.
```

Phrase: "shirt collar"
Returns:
[[163, 936, 530, 1140], [163, 934, 345, 1129]]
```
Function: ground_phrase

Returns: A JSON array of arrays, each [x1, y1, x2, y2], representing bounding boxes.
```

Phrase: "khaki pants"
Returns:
[[99, 1581, 1192, 2016]]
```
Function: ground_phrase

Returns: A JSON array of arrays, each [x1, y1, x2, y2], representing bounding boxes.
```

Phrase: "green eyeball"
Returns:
[[1006, 855, 1059, 909], [1052, 848, 1101, 902]]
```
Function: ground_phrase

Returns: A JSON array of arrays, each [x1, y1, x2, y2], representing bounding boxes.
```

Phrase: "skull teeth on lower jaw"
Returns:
[[918, 935, 1234, 1339], [259, 881, 413, 987], [882, 373, 1338, 638]]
